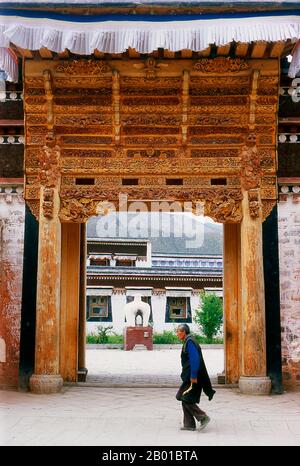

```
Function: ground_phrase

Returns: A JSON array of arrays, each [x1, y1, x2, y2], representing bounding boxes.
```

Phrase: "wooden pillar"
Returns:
[[78, 223, 88, 381], [223, 223, 241, 384], [60, 223, 81, 382], [29, 187, 63, 393], [239, 190, 271, 394]]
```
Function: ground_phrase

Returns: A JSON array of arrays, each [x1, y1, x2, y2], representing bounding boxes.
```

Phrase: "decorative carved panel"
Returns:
[[24, 57, 279, 223]]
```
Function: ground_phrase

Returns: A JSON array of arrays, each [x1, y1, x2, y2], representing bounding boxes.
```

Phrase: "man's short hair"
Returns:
[[177, 324, 190, 334]]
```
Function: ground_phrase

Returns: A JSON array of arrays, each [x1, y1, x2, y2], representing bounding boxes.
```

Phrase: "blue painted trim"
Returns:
[[0, 8, 300, 22]]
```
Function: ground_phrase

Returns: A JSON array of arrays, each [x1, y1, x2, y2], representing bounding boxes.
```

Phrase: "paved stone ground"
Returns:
[[85, 348, 224, 386], [1, 387, 300, 446]]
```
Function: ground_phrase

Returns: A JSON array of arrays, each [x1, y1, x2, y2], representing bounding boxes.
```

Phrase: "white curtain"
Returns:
[[0, 13, 299, 81]]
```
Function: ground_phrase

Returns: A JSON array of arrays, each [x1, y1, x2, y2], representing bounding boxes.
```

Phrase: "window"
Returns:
[[169, 298, 187, 319], [116, 259, 135, 267], [165, 297, 192, 323], [86, 296, 112, 322], [90, 258, 110, 266]]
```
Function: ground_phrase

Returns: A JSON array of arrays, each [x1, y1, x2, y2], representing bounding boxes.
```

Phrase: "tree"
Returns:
[[194, 292, 223, 343]]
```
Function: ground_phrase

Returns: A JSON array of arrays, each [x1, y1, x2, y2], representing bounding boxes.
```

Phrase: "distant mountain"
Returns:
[[87, 213, 222, 256]]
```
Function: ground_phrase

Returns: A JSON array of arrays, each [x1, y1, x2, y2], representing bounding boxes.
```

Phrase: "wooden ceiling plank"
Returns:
[[164, 49, 175, 59], [251, 41, 267, 58], [270, 41, 286, 58], [181, 49, 193, 58], [16, 46, 34, 59], [197, 47, 211, 57], [57, 49, 69, 59], [235, 42, 249, 57], [128, 47, 141, 58], [217, 44, 231, 56], [93, 49, 105, 58], [39, 47, 53, 59]]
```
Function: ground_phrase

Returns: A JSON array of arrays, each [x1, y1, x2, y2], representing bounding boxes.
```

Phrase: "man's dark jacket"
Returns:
[[176, 334, 214, 404]]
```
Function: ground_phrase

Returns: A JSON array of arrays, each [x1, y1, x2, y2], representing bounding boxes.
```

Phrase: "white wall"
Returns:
[[86, 289, 221, 335]]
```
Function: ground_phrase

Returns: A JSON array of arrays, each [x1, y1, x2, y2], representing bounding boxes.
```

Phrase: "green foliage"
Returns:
[[153, 331, 180, 344], [86, 325, 223, 345], [107, 334, 124, 344], [86, 332, 124, 344], [86, 333, 98, 344], [86, 325, 119, 344], [96, 325, 114, 343], [193, 334, 223, 345], [194, 292, 223, 343]]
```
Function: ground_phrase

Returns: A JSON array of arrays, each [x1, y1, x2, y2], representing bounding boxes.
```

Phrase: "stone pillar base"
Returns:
[[239, 376, 272, 395], [29, 374, 63, 394], [78, 368, 88, 382]]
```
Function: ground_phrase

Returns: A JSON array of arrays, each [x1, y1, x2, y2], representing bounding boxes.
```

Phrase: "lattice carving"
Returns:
[[38, 132, 60, 188], [262, 199, 276, 221], [202, 189, 243, 223], [132, 58, 168, 80], [26, 199, 40, 221], [240, 134, 262, 191], [56, 115, 112, 126], [193, 58, 250, 73], [60, 198, 100, 222], [56, 59, 111, 75], [43, 187, 54, 219], [248, 189, 261, 219]]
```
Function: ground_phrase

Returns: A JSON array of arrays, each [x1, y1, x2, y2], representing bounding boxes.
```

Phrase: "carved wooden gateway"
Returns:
[[24, 56, 279, 395], [25, 56, 278, 223]]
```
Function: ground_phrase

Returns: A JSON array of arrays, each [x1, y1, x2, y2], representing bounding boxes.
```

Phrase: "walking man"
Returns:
[[176, 324, 216, 431]]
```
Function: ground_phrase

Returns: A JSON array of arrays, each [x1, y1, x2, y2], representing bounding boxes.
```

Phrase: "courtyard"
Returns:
[[84, 347, 224, 386]]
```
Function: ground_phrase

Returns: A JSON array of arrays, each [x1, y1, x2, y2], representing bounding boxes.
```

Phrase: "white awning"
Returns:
[[115, 255, 137, 260], [165, 287, 193, 297], [89, 254, 112, 260], [87, 287, 113, 296], [0, 8, 300, 81], [125, 287, 153, 296]]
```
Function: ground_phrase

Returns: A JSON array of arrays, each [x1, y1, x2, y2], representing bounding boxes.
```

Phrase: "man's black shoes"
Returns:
[[208, 390, 216, 401]]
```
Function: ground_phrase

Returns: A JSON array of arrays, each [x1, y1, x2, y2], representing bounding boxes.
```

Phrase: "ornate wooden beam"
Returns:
[[112, 69, 120, 145], [43, 69, 54, 129], [249, 69, 260, 127], [181, 69, 189, 146]]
